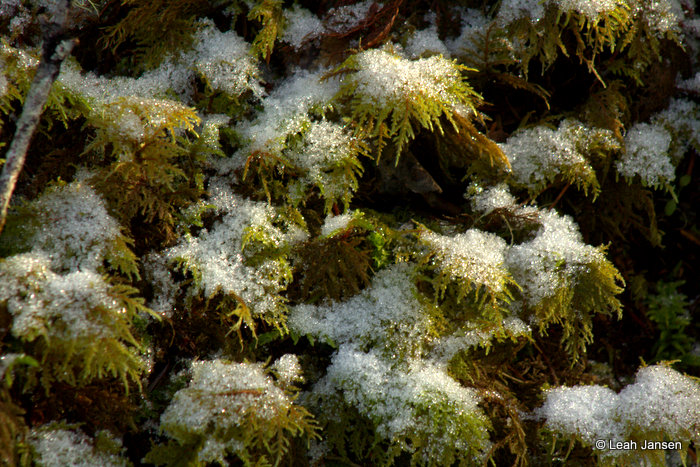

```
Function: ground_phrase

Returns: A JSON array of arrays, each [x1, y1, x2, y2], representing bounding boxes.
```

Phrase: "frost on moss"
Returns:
[[540, 364, 700, 462], [616, 122, 675, 190], [165, 180, 303, 333], [0, 178, 137, 276], [146, 358, 317, 466], [310, 345, 492, 466], [332, 45, 502, 166], [506, 209, 623, 359], [289, 263, 433, 357], [500, 119, 620, 198], [0, 252, 148, 389], [28, 425, 129, 467]]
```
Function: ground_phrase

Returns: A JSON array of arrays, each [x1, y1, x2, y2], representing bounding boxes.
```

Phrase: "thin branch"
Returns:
[[0, 0, 75, 235]]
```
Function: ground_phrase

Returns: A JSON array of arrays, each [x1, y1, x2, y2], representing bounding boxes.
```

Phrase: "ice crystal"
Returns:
[[500, 119, 615, 194], [159, 359, 293, 463], [506, 210, 603, 305], [29, 179, 122, 272], [540, 365, 700, 453], [422, 228, 511, 293], [282, 6, 323, 49], [289, 263, 430, 354], [165, 180, 299, 316], [29, 427, 128, 467], [467, 183, 517, 216], [616, 122, 675, 187], [0, 252, 123, 340], [651, 98, 700, 163]]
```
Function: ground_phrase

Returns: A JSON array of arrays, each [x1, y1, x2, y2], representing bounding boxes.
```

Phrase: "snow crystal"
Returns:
[[282, 6, 324, 49], [468, 183, 517, 215], [540, 365, 700, 453], [405, 25, 450, 59], [431, 316, 531, 362], [289, 263, 430, 353], [348, 47, 464, 109], [500, 119, 614, 193], [165, 180, 301, 316], [506, 209, 603, 304], [271, 354, 303, 386], [324, 0, 374, 34], [235, 70, 339, 160], [159, 359, 292, 463], [540, 385, 624, 445], [315, 344, 490, 459], [320, 211, 354, 237], [0, 252, 126, 340], [445, 8, 494, 58], [29, 427, 127, 467], [422, 228, 511, 293], [616, 122, 675, 187], [28, 179, 122, 272], [497, 0, 546, 24]]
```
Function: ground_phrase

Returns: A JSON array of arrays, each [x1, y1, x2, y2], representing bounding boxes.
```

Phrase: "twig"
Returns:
[[0, 0, 75, 234]]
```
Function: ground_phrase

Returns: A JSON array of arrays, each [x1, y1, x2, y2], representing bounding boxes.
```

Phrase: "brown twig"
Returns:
[[0, 0, 75, 234]]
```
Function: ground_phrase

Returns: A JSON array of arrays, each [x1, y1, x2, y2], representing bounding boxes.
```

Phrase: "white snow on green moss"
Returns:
[[313, 344, 491, 462], [501, 119, 617, 193], [506, 209, 603, 305], [271, 354, 304, 386], [616, 122, 675, 188], [289, 263, 430, 354], [190, 19, 263, 98], [540, 384, 623, 445], [431, 316, 531, 362], [405, 25, 450, 58], [422, 228, 511, 293], [540, 365, 700, 455], [467, 183, 517, 215], [29, 427, 128, 467], [286, 119, 362, 207], [282, 5, 323, 49], [0, 252, 125, 340], [347, 47, 466, 109], [58, 19, 260, 107], [320, 211, 355, 237], [27, 179, 123, 272], [159, 359, 293, 464], [165, 180, 301, 316], [235, 70, 339, 159], [651, 98, 700, 163]]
